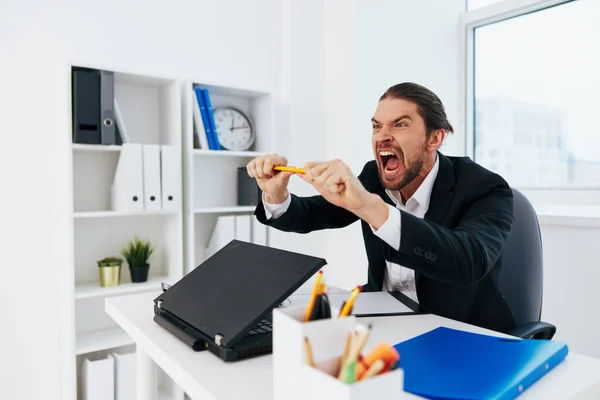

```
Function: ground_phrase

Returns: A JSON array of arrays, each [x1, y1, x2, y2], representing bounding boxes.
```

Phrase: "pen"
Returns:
[[304, 270, 323, 322], [237, 166, 306, 174], [339, 285, 362, 317]]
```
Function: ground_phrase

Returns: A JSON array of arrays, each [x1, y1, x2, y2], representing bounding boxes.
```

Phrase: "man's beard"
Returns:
[[378, 150, 426, 191]]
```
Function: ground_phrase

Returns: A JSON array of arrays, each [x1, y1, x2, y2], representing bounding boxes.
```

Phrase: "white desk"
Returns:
[[106, 292, 600, 400]]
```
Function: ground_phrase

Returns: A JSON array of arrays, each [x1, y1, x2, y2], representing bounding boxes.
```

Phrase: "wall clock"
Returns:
[[213, 107, 255, 151]]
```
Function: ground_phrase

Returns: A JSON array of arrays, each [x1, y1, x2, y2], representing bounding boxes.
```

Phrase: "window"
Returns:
[[470, 0, 600, 188], [467, 0, 505, 10]]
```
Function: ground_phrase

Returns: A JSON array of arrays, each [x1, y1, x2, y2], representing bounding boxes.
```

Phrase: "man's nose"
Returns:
[[375, 126, 393, 144]]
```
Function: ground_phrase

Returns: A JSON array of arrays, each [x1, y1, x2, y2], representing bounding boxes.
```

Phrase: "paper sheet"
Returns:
[[286, 290, 414, 316]]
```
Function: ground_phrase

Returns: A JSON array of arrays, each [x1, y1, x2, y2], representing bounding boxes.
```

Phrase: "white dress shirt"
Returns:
[[262, 155, 440, 304]]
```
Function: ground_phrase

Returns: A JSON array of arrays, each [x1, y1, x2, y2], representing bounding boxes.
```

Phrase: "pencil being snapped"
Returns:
[[237, 166, 306, 174]]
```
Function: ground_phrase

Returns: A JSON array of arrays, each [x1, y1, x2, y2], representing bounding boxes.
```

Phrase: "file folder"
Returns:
[[191, 87, 210, 150], [142, 144, 162, 211], [111, 143, 144, 212], [235, 215, 251, 242], [109, 351, 136, 400], [393, 327, 568, 400], [160, 144, 179, 211], [100, 70, 116, 145], [81, 356, 114, 400], [251, 219, 267, 246], [72, 68, 101, 144]]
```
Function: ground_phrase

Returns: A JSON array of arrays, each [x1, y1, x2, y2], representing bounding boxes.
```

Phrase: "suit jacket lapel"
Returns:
[[424, 152, 456, 225]]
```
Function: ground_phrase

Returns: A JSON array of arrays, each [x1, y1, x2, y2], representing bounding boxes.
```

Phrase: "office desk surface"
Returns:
[[106, 292, 600, 400]]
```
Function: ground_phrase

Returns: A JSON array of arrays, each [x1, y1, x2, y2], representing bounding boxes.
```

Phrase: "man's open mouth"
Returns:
[[379, 150, 401, 175]]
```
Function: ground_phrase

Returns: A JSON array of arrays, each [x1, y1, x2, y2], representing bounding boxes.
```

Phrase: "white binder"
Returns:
[[206, 216, 236, 258], [111, 143, 144, 212], [235, 215, 252, 242], [109, 352, 136, 400], [142, 144, 162, 211], [252, 219, 268, 246], [81, 356, 115, 400], [160, 145, 179, 211]]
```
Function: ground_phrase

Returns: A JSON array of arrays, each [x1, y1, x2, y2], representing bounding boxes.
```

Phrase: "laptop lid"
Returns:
[[154, 240, 326, 347]]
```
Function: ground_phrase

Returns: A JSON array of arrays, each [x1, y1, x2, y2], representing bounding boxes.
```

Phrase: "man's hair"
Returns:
[[379, 82, 454, 136]]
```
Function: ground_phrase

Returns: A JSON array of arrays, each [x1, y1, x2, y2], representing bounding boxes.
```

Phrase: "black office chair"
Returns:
[[497, 188, 556, 340]]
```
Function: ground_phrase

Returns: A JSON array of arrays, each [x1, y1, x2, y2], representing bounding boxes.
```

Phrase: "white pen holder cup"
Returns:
[[301, 359, 404, 400], [273, 304, 356, 400]]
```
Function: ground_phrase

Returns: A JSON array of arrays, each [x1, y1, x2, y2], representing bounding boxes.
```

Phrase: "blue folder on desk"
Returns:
[[393, 327, 568, 399]]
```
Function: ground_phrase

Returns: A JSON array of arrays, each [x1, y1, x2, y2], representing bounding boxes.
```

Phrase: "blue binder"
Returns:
[[393, 327, 568, 399]]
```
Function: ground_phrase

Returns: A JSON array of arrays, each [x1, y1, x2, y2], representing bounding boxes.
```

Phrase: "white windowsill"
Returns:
[[533, 204, 600, 228]]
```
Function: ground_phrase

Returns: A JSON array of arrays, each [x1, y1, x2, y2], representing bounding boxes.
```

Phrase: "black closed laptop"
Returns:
[[153, 239, 326, 362]]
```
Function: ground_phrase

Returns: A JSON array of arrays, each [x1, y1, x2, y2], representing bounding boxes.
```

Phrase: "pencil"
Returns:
[[339, 285, 362, 317], [304, 270, 323, 322], [360, 359, 385, 380], [274, 165, 305, 174], [237, 166, 305, 174], [337, 331, 353, 379], [318, 282, 326, 295], [304, 337, 315, 367], [354, 323, 373, 357]]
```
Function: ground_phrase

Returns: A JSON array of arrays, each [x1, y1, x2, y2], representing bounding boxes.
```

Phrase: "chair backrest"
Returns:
[[497, 188, 544, 326]]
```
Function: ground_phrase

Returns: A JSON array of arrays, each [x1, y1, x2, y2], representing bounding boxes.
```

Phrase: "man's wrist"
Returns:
[[264, 190, 289, 205], [354, 193, 389, 230]]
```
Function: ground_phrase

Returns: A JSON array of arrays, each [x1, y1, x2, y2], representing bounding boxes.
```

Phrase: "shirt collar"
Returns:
[[385, 154, 440, 211]]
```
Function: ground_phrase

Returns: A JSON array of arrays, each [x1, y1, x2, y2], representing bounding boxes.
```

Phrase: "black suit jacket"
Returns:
[[254, 153, 517, 333]]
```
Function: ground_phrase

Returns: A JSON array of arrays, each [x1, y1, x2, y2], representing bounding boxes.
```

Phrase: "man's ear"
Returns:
[[427, 129, 446, 151]]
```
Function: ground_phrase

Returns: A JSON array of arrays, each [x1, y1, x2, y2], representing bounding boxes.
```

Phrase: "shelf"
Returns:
[[75, 275, 166, 299], [74, 210, 178, 219], [193, 149, 266, 158], [76, 327, 133, 355], [193, 206, 256, 214], [72, 144, 122, 153]]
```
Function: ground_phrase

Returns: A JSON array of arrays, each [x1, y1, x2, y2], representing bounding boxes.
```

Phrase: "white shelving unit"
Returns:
[[182, 80, 275, 273], [69, 65, 184, 400]]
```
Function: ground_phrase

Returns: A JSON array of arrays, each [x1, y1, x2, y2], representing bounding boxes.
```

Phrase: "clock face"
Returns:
[[214, 107, 255, 151]]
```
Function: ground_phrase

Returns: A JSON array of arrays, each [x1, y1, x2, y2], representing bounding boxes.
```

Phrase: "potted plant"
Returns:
[[121, 236, 155, 283], [97, 257, 123, 287]]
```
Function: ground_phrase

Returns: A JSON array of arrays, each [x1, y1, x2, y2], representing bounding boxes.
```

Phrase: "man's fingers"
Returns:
[[305, 162, 329, 182], [274, 171, 294, 185], [246, 160, 258, 178], [255, 158, 267, 178], [263, 158, 275, 177]]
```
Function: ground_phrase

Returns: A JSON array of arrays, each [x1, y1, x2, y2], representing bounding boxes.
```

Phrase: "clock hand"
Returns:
[[231, 125, 249, 130], [230, 117, 234, 132]]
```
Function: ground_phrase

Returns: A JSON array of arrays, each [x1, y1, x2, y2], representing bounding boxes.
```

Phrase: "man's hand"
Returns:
[[246, 154, 295, 204], [299, 159, 389, 229]]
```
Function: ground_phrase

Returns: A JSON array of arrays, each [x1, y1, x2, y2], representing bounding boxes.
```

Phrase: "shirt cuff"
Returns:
[[370, 204, 401, 251], [262, 192, 292, 220]]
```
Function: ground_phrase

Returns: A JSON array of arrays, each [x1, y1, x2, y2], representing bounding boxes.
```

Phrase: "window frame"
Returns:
[[460, 0, 600, 205]]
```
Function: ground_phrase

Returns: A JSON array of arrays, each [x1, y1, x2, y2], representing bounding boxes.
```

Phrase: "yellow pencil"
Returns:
[[274, 165, 305, 174], [304, 270, 323, 322], [339, 285, 362, 317]]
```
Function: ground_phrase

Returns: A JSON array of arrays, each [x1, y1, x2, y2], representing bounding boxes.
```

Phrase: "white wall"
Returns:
[[321, 0, 466, 289], [0, 0, 320, 398], [539, 223, 600, 358]]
